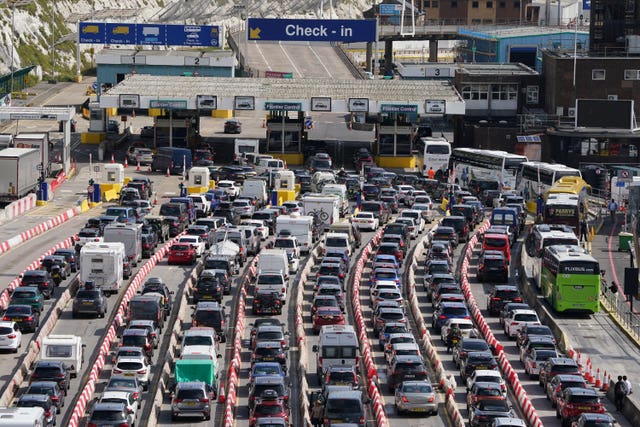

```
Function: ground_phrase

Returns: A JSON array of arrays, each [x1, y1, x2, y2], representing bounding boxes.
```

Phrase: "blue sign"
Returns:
[[248, 18, 377, 43], [79, 22, 105, 43], [105, 23, 136, 45], [136, 24, 165, 46], [166, 25, 220, 47], [78, 22, 220, 47], [616, 181, 626, 187], [583, 0, 590, 9], [379, 4, 401, 15]]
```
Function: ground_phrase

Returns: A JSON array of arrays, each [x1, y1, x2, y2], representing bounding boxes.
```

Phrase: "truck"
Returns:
[[321, 184, 349, 216], [302, 194, 340, 231], [174, 358, 219, 398], [275, 214, 315, 254], [13, 133, 49, 176], [103, 223, 143, 266], [80, 242, 125, 295], [0, 148, 40, 200], [234, 139, 259, 164], [39, 335, 85, 378]]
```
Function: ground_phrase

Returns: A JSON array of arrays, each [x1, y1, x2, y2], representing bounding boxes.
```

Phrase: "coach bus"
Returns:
[[417, 137, 451, 180], [523, 224, 579, 287], [450, 148, 527, 192], [540, 245, 600, 313], [516, 162, 582, 213]]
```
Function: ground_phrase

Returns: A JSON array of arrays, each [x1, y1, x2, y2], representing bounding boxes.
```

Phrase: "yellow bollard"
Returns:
[[589, 226, 595, 242]]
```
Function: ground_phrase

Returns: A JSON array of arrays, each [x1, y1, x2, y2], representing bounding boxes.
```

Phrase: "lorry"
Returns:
[[103, 223, 143, 266], [275, 214, 315, 254], [80, 242, 125, 295], [174, 358, 219, 398], [0, 148, 41, 200], [12, 133, 49, 176], [302, 194, 340, 231], [234, 138, 259, 164], [240, 178, 268, 206], [39, 334, 85, 378]]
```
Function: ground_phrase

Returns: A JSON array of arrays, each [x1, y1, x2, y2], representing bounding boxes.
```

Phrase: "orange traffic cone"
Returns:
[[147, 165, 152, 172], [136, 160, 141, 171], [602, 373, 610, 392], [261, 119, 266, 128], [111, 153, 115, 164], [594, 368, 602, 389], [153, 194, 158, 205], [124, 157, 128, 168], [166, 167, 170, 177]]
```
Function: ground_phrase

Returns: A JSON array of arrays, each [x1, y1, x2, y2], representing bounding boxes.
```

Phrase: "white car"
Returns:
[[440, 318, 477, 343], [217, 180, 239, 198], [370, 281, 398, 304], [352, 212, 379, 231], [242, 219, 269, 240], [399, 209, 426, 233], [274, 236, 300, 258], [503, 309, 540, 338], [178, 235, 206, 257], [0, 321, 21, 352], [466, 369, 506, 394], [523, 348, 558, 379], [396, 185, 415, 206], [112, 355, 151, 390], [99, 391, 138, 425]]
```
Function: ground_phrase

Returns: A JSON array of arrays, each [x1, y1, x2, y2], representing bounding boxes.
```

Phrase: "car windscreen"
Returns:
[[326, 398, 362, 414]]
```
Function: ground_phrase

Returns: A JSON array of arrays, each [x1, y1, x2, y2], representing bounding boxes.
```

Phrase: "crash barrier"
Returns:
[[406, 232, 464, 427], [222, 256, 260, 427], [352, 229, 389, 427], [296, 245, 322, 427], [460, 220, 543, 427], [0, 204, 82, 256], [68, 233, 184, 427], [0, 193, 37, 223], [0, 235, 77, 310]]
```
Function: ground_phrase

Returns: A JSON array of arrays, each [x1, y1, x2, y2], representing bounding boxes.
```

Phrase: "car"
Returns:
[[466, 369, 506, 395], [492, 417, 527, 427], [224, 118, 242, 134], [539, 358, 581, 389], [252, 325, 288, 350], [468, 399, 514, 427], [312, 306, 345, 332], [168, 243, 196, 265], [352, 212, 379, 231], [466, 382, 506, 411], [519, 335, 557, 364], [249, 389, 289, 427], [112, 355, 151, 390], [253, 290, 283, 315], [16, 394, 56, 426], [9, 286, 44, 313], [171, 381, 213, 421], [178, 235, 206, 257], [394, 380, 438, 415], [25, 381, 65, 414], [192, 301, 227, 342], [372, 288, 404, 312], [432, 301, 469, 332], [570, 413, 615, 427], [503, 309, 540, 338], [440, 318, 477, 343], [248, 375, 290, 409], [40, 255, 71, 280], [383, 333, 416, 356], [376, 242, 404, 264], [373, 307, 406, 332], [453, 338, 490, 368], [30, 361, 70, 391], [20, 270, 54, 299], [431, 226, 459, 248], [546, 375, 588, 408], [0, 320, 22, 353], [3, 304, 40, 333], [323, 365, 359, 389], [120, 328, 154, 358], [557, 387, 605, 426], [385, 342, 422, 365], [460, 351, 498, 380], [477, 252, 509, 283], [53, 248, 78, 272], [193, 271, 224, 304], [315, 284, 345, 309], [141, 277, 174, 316], [425, 244, 452, 265], [387, 354, 428, 391], [72, 283, 108, 318], [217, 180, 240, 198], [516, 324, 555, 348], [524, 348, 559, 379], [424, 273, 457, 297], [250, 362, 286, 382], [378, 322, 409, 350], [499, 302, 530, 327], [128, 319, 161, 349], [431, 283, 463, 307], [486, 285, 522, 316], [99, 391, 138, 425]]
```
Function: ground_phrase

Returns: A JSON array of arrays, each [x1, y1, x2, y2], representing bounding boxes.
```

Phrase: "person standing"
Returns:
[[614, 375, 628, 411], [609, 199, 619, 221], [580, 218, 589, 242], [624, 375, 633, 395], [427, 167, 435, 180], [311, 398, 324, 427]]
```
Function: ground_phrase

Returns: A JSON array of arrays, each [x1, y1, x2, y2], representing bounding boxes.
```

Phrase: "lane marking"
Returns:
[[254, 41, 272, 71], [279, 42, 303, 77], [309, 44, 333, 78]]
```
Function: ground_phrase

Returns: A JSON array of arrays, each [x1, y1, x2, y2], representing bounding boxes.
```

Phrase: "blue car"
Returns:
[[371, 267, 401, 287], [373, 254, 400, 271], [250, 362, 286, 382], [432, 301, 470, 332], [325, 249, 350, 266]]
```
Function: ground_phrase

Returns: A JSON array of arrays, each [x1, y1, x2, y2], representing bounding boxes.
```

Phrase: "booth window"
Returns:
[[194, 175, 203, 185]]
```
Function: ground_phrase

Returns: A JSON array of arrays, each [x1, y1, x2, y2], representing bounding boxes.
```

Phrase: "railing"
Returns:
[[600, 274, 640, 342]]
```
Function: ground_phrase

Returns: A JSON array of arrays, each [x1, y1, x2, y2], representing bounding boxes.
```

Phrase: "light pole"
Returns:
[[1, 0, 33, 98], [49, 0, 56, 84]]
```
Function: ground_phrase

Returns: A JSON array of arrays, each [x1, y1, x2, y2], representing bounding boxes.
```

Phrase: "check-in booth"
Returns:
[[266, 104, 305, 166], [100, 163, 124, 201], [187, 166, 212, 193], [375, 104, 420, 168], [274, 170, 296, 202]]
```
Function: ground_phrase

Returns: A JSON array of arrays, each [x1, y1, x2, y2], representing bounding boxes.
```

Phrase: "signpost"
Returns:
[[79, 22, 220, 47], [379, 4, 402, 15], [265, 71, 294, 78], [247, 18, 377, 42]]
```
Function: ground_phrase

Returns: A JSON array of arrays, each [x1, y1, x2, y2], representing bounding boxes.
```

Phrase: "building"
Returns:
[[589, 0, 640, 55], [421, 0, 533, 24]]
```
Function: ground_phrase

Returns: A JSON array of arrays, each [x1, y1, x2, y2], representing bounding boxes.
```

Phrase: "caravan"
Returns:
[[79, 242, 125, 295], [275, 214, 315, 254], [39, 335, 85, 378]]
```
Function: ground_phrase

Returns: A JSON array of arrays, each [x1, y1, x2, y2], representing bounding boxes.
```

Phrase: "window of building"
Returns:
[[451, 0, 457, 7], [487, 1, 493, 7], [526, 86, 539, 104], [472, 1, 479, 7], [624, 69, 640, 80], [423, 0, 430, 7], [491, 84, 518, 101], [592, 69, 605, 80], [432, 0, 439, 6], [462, 84, 489, 100], [499, 1, 506, 6], [513, 0, 520, 8]]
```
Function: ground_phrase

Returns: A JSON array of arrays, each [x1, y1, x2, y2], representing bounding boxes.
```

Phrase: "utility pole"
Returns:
[[49, 0, 56, 84]]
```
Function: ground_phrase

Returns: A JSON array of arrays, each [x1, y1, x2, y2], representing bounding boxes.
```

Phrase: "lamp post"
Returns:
[[1, 0, 33, 98], [49, 0, 56, 84]]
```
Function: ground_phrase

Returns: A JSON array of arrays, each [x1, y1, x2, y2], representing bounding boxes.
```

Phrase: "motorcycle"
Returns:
[[446, 333, 461, 353], [51, 265, 62, 287]]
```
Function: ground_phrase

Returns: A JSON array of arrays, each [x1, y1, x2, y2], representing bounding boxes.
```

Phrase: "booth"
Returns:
[[100, 163, 124, 201], [187, 167, 211, 194], [274, 170, 296, 203]]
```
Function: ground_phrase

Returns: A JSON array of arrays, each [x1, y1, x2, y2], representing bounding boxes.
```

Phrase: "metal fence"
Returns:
[[600, 283, 640, 341]]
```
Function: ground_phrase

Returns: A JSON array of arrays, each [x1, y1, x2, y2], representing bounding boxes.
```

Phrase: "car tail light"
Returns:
[[132, 391, 139, 400], [88, 424, 98, 427], [532, 362, 537, 369], [199, 398, 209, 403], [42, 282, 49, 287], [50, 395, 59, 401], [401, 396, 409, 403], [25, 316, 33, 321], [117, 424, 130, 427], [511, 322, 518, 325], [137, 369, 147, 374], [113, 369, 122, 374], [2, 316, 8, 321], [465, 315, 470, 319], [493, 297, 501, 301], [513, 297, 522, 302], [439, 315, 446, 319]]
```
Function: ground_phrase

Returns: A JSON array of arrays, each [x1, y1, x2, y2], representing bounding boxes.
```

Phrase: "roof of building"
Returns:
[[97, 48, 235, 59], [458, 26, 589, 40], [455, 62, 538, 76]]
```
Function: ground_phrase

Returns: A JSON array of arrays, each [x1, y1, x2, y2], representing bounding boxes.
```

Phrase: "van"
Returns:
[[482, 233, 511, 262], [312, 325, 359, 376], [257, 249, 289, 279], [440, 216, 469, 243], [324, 389, 366, 427], [328, 221, 361, 248], [151, 147, 192, 174], [491, 207, 520, 237], [39, 335, 85, 378], [233, 138, 259, 164], [321, 184, 349, 216], [240, 179, 268, 206], [170, 197, 197, 223], [323, 232, 351, 257], [0, 407, 46, 426], [311, 171, 336, 193], [102, 223, 143, 267], [255, 271, 287, 303], [276, 214, 314, 253], [128, 294, 164, 330], [159, 203, 189, 234], [104, 206, 138, 224]]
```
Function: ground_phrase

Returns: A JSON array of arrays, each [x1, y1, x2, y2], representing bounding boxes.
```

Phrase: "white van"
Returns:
[[312, 325, 359, 376], [257, 249, 289, 279], [241, 179, 268, 206], [254, 155, 274, 175], [39, 335, 85, 378], [323, 232, 351, 257], [311, 171, 336, 193], [276, 214, 314, 254], [255, 270, 287, 302], [0, 407, 45, 426], [321, 184, 349, 216]]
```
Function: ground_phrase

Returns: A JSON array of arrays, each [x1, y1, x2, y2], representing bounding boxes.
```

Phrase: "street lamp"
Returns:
[[49, 0, 57, 84], [0, 0, 33, 98]]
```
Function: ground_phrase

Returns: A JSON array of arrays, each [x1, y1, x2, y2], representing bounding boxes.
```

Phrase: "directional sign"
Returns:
[[79, 22, 105, 43], [379, 4, 402, 15], [79, 22, 220, 47], [248, 18, 377, 43], [166, 24, 220, 47], [136, 24, 165, 46], [105, 23, 136, 45]]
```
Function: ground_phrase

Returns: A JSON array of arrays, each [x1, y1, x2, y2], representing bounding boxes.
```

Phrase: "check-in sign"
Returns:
[[265, 102, 302, 111], [248, 18, 376, 43], [380, 104, 418, 113]]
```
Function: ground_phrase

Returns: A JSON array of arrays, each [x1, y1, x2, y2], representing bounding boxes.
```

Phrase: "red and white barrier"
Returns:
[[2, 193, 37, 222], [0, 205, 82, 256]]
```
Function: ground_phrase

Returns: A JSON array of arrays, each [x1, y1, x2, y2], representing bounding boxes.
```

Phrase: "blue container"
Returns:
[[39, 182, 48, 201], [92, 183, 101, 203], [271, 191, 279, 206]]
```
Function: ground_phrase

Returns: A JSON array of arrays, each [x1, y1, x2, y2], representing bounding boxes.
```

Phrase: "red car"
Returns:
[[312, 307, 345, 333], [249, 390, 289, 427], [167, 244, 196, 265], [557, 388, 604, 425]]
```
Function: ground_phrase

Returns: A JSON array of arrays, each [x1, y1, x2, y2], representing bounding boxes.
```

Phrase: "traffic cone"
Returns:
[[153, 194, 158, 205], [594, 368, 602, 389], [585, 358, 593, 383], [136, 160, 141, 171], [124, 157, 128, 168], [602, 373, 610, 392], [147, 165, 152, 172], [111, 153, 115, 164], [166, 167, 170, 177], [261, 119, 266, 128]]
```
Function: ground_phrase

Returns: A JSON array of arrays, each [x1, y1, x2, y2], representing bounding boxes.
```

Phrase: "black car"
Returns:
[[486, 285, 522, 316], [192, 302, 227, 342], [477, 251, 509, 283], [193, 272, 223, 304], [53, 249, 78, 272], [440, 216, 469, 243], [141, 234, 156, 259], [21, 270, 54, 299], [25, 381, 65, 414], [253, 290, 283, 315], [30, 361, 70, 391], [16, 394, 56, 426], [460, 351, 498, 380], [141, 278, 173, 318], [3, 304, 40, 332], [72, 283, 108, 318], [432, 226, 459, 249]]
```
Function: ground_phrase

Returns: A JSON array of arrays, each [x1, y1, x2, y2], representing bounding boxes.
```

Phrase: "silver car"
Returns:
[[394, 380, 438, 415], [171, 381, 212, 421]]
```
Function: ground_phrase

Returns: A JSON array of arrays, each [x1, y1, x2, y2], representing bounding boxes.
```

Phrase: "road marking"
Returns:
[[254, 42, 272, 71], [309, 44, 333, 78], [279, 42, 302, 77]]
